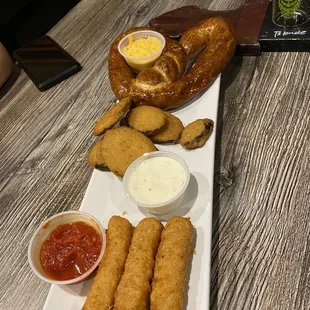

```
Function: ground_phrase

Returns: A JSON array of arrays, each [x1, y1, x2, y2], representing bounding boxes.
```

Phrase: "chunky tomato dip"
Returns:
[[40, 221, 102, 281]]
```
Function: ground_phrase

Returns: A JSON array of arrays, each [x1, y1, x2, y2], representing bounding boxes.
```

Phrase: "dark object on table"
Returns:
[[0, 42, 13, 88], [13, 35, 81, 91], [149, 2, 270, 56], [0, 0, 79, 54], [259, 2, 310, 52], [150, 1, 310, 55]]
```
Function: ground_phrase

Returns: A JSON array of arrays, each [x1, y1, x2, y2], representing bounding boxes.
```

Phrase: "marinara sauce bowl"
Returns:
[[28, 211, 106, 285]]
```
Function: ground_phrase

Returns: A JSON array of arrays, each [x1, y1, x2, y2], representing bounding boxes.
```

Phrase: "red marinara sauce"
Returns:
[[40, 221, 102, 281]]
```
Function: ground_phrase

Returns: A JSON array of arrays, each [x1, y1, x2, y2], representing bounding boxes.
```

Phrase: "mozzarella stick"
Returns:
[[150, 216, 194, 310], [114, 217, 164, 310], [82, 216, 133, 310]]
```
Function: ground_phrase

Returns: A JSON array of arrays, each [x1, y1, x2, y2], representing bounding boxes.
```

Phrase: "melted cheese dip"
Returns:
[[127, 156, 187, 205], [123, 35, 162, 58]]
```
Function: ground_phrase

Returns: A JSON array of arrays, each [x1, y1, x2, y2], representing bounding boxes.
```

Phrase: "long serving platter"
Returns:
[[43, 75, 221, 310]]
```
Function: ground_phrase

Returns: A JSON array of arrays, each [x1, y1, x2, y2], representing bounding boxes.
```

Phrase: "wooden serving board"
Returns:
[[149, 1, 270, 56], [150, 1, 310, 54]]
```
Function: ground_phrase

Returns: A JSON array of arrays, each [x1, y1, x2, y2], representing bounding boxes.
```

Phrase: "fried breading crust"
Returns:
[[89, 126, 158, 176], [88, 139, 107, 170], [150, 217, 194, 310], [180, 118, 214, 149], [114, 218, 164, 310], [82, 216, 133, 310], [150, 112, 184, 144], [94, 97, 132, 136], [126, 106, 166, 136]]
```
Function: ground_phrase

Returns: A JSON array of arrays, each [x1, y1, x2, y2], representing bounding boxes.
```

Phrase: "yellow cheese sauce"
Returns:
[[127, 156, 187, 205], [123, 35, 162, 58]]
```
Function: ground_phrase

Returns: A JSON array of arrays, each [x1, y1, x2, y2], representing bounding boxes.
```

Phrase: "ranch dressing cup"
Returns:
[[123, 151, 190, 215], [118, 30, 165, 73]]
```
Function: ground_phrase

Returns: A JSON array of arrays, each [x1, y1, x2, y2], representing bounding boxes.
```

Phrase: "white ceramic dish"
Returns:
[[43, 75, 220, 310], [123, 151, 190, 215]]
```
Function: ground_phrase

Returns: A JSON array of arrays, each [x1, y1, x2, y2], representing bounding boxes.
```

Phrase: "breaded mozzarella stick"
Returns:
[[150, 216, 194, 310], [83, 216, 132, 310], [114, 218, 164, 310]]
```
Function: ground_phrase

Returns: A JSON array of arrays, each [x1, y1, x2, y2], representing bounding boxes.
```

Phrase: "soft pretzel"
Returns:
[[109, 27, 188, 100], [108, 17, 236, 110]]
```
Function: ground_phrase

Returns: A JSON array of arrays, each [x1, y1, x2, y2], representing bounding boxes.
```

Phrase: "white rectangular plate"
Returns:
[[43, 75, 220, 310]]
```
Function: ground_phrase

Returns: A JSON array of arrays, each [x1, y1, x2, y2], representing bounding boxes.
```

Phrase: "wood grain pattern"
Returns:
[[212, 51, 310, 310], [1, 0, 310, 309]]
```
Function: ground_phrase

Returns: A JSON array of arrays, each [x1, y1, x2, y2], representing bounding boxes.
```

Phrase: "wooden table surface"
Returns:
[[1, 0, 310, 309]]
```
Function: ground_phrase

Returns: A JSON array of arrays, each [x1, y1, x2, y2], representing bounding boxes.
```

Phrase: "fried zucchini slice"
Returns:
[[88, 139, 107, 170], [89, 126, 158, 177], [94, 97, 132, 136], [150, 112, 184, 144], [180, 118, 214, 149], [126, 106, 166, 136]]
